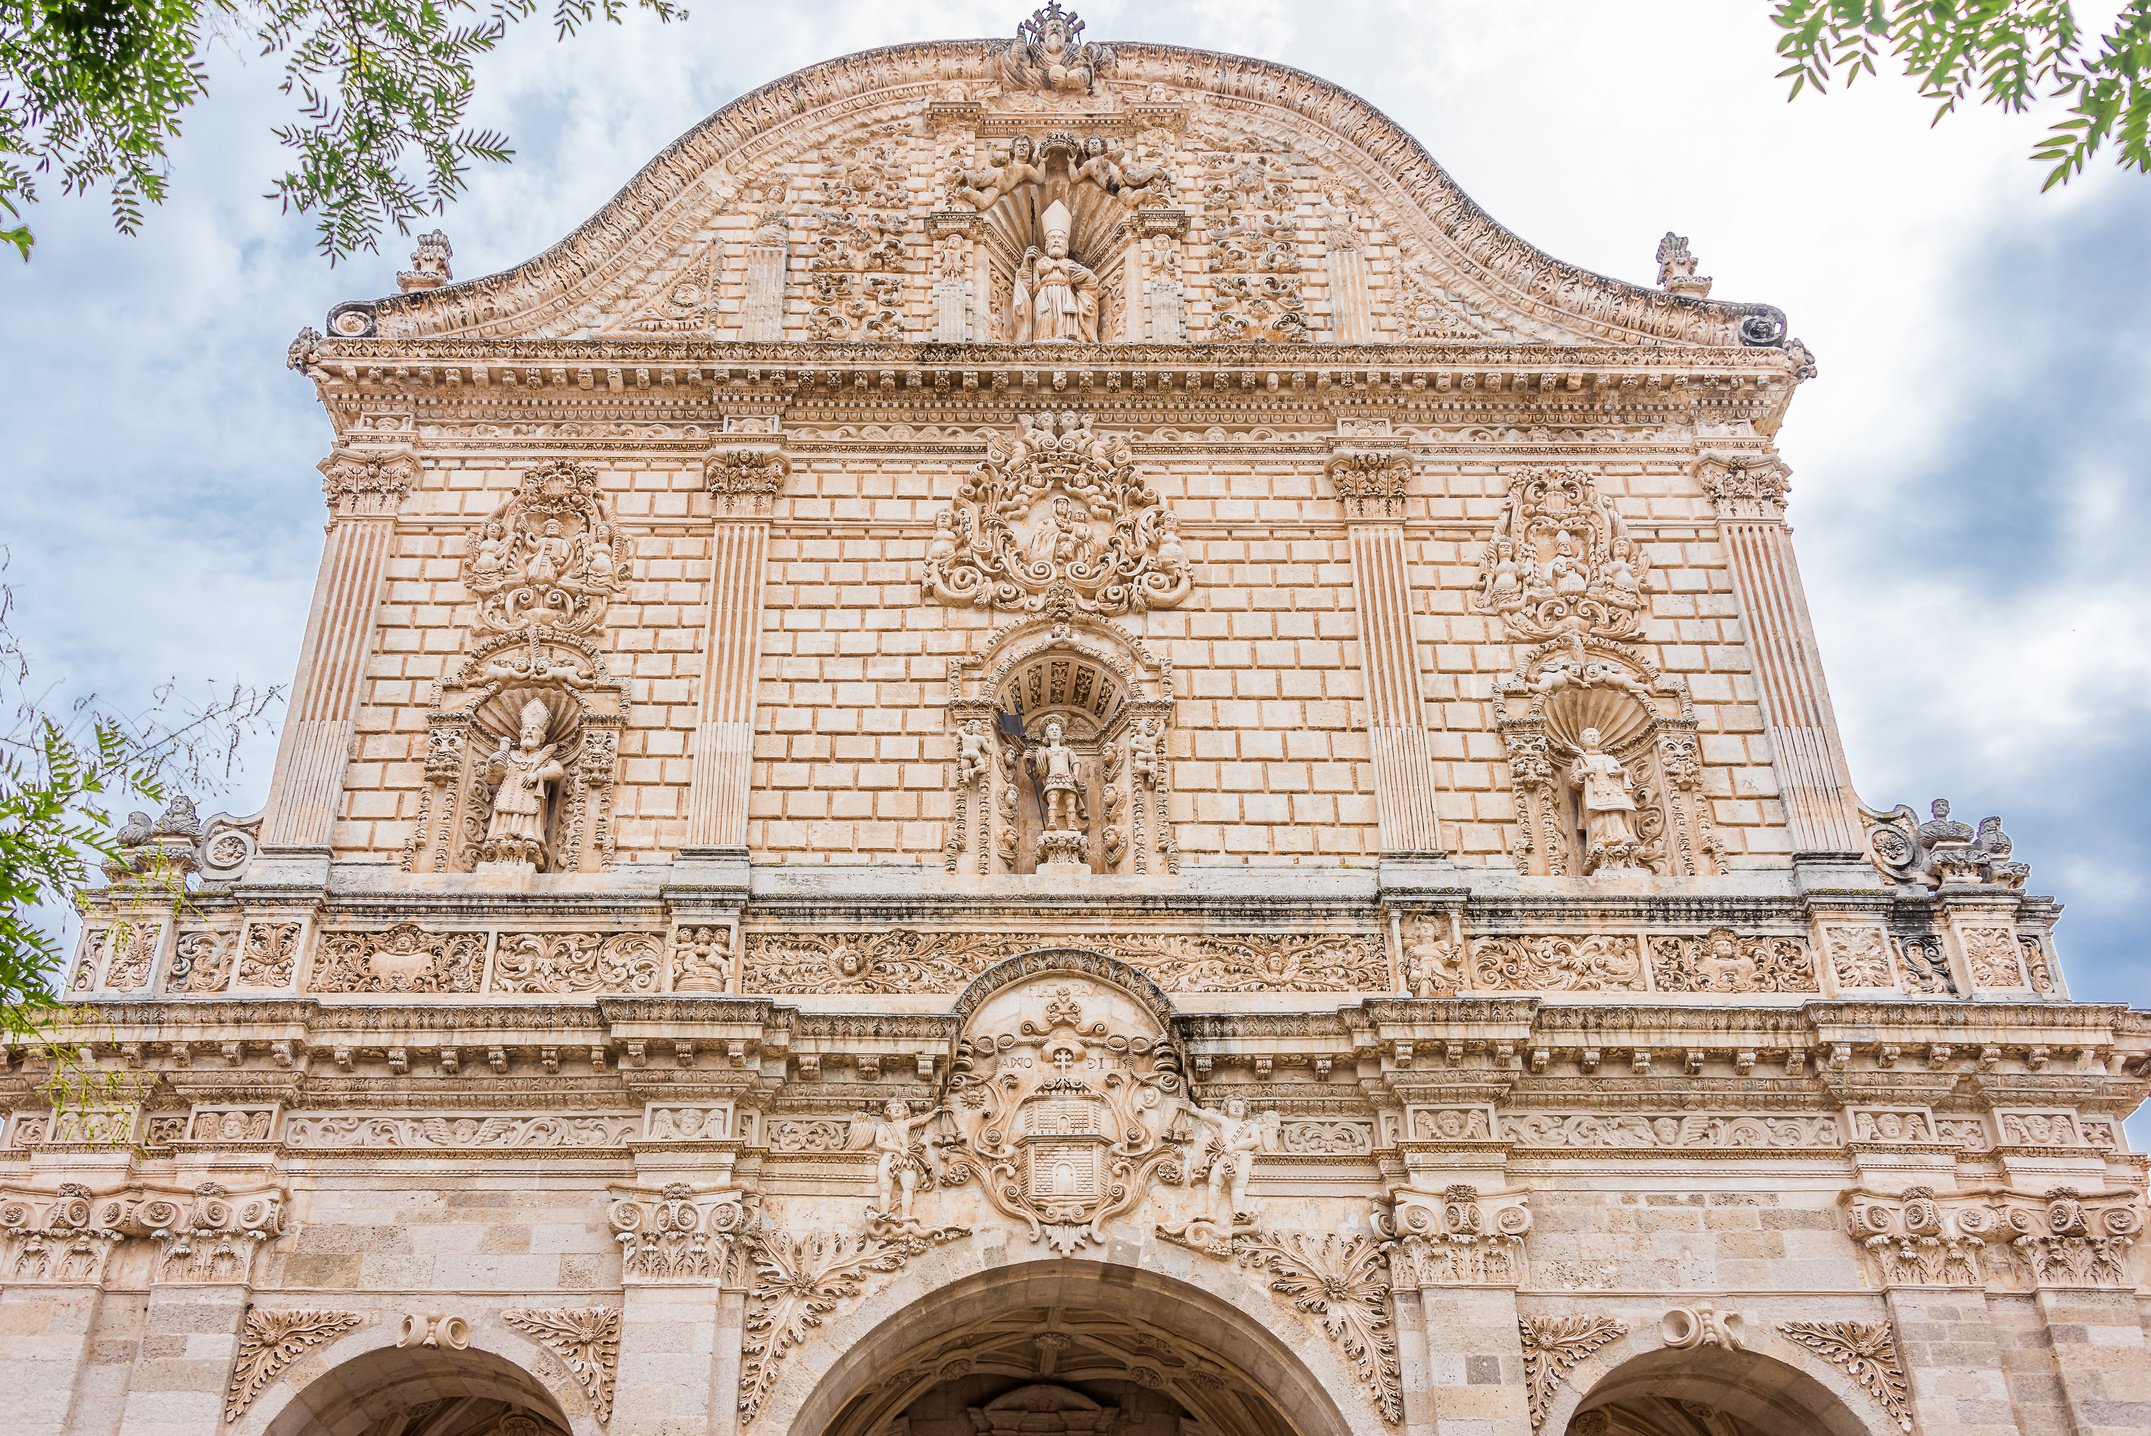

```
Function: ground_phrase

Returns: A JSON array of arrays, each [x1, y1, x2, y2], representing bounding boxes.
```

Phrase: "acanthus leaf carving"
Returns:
[[738, 1220, 965, 1426], [1648, 928, 1817, 994], [1325, 449, 1413, 520], [1845, 1183, 2143, 1290], [504, 1306, 621, 1425], [608, 1183, 754, 1284], [1157, 1219, 1402, 1425], [490, 932, 664, 996], [311, 924, 483, 994], [1384, 1183, 1532, 1288], [924, 413, 1189, 616], [225, 1308, 365, 1423], [319, 447, 416, 518], [1776, 1320, 1913, 1433], [1518, 1313, 1626, 1431]]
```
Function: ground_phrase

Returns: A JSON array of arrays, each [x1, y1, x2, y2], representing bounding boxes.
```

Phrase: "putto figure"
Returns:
[[1185, 1095, 1275, 1219], [1013, 201, 1099, 343], [480, 699, 567, 869]]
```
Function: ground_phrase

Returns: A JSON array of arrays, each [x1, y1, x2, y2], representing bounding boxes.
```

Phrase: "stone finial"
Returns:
[[397, 229, 453, 292], [1655, 231, 1713, 298]]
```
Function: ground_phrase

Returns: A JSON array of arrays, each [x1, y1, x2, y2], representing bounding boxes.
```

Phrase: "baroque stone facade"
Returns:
[[16, 10, 2149, 1436]]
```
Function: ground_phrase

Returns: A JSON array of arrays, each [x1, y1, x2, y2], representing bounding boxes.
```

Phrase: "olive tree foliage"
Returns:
[[1774, 0, 2151, 187], [0, 0, 682, 262], [0, 566, 278, 1103]]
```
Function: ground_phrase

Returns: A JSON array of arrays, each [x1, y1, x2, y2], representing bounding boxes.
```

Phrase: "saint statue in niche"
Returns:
[[1013, 200, 1099, 343], [1568, 726, 1642, 872], [1032, 717, 1085, 833], [480, 698, 567, 868]]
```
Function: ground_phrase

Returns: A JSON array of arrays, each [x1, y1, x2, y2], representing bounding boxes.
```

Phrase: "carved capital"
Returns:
[[705, 445, 790, 514], [1387, 1183, 1531, 1288], [1324, 447, 1413, 519], [1697, 451, 1791, 520], [318, 447, 416, 518], [607, 1182, 754, 1284]]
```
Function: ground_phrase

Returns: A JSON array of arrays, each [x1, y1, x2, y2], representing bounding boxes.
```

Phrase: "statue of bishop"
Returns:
[[480, 698, 568, 869], [1013, 200, 1099, 343]]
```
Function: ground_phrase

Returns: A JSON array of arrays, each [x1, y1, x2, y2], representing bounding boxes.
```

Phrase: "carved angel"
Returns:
[[948, 135, 1043, 211], [1182, 1096, 1277, 1218], [847, 1099, 945, 1222]]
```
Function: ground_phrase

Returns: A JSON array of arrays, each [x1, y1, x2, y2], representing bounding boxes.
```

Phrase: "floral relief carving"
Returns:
[[235, 922, 301, 988], [311, 925, 483, 994], [1822, 925, 1894, 989], [805, 136, 910, 341], [1200, 148, 1308, 342], [167, 927, 236, 994], [923, 413, 1189, 616], [225, 1308, 365, 1422], [1158, 1221, 1403, 1425], [1474, 467, 1649, 641], [1959, 925, 2027, 988], [1648, 929, 1816, 994], [1470, 935, 1642, 992], [490, 932, 664, 995], [1776, 1321, 1913, 1433], [86, 922, 160, 992], [465, 460, 631, 636], [1278, 1119, 1374, 1155], [739, 1222, 965, 1426], [505, 1306, 621, 1425], [765, 1120, 850, 1152], [1519, 1314, 1626, 1431]]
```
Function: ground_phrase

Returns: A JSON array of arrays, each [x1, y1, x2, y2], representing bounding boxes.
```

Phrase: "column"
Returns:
[[683, 444, 786, 854], [111, 1284, 250, 1436], [257, 448, 414, 853], [2034, 1287, 2151, 1435], [1323, 198, 1372, 343], [1884, 1288, 2023, 1436], [1330, 448, 1445, 856], [1699, 453, 1865, 855]]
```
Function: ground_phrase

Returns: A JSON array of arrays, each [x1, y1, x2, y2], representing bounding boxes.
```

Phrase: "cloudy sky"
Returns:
[[4, 2, 2146, 1018]]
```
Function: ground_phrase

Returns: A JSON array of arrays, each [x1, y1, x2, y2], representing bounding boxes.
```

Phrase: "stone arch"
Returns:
[[231, 1320, 597, 1436], [770, 1241, 1377, 1436], [950, 945, 1177, 1033], [1542, 1323, 1902, 1436]]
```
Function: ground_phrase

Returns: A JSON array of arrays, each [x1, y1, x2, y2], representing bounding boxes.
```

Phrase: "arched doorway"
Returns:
[[1566, 1344, 1879, 1436], [263, 1345, 575, 1436], [794, 1260, 1354, 1436]]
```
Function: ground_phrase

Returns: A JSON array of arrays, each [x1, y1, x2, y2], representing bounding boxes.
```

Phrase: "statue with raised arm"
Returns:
[[1185, 1096, 1273, 1219], [855, 1098, 944, 1222]]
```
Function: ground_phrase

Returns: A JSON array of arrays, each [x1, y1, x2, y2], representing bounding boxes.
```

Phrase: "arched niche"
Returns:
[[785, 1254, 1360, 1436], [236, 1332, 588, 1436], [1492, 635, 1720, 878], [1548, 1332, 1900, 1436], [404, 630, 625, 875], [943, 605, 1175, 877]]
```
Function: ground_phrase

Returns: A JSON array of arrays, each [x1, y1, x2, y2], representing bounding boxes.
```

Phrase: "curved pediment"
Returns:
[[346, 10, 1786, 352]]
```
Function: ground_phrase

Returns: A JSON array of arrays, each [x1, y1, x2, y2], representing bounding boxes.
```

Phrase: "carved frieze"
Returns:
[[923, 412, 1189, 616], [167, 927, 236, 995], [236, 921, 302, 988], [312, 924, 484, 994], [1502, 1113, 1839, 1151], [741, 928, 1384, 994], [1470, 935, 1643, 993], [1648, 929, 1816, 994], [491, 932, 664, 996], [283, 1113, 638, 1150]]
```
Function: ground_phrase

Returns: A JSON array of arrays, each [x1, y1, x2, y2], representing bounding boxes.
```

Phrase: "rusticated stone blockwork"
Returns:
[[28, 9, 2147, 1436]]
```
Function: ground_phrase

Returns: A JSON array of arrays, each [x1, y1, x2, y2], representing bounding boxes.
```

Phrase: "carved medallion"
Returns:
[[464, 460, 632, 635], [1474, 467, 1649, 641], [924, 413, 1190, 615]]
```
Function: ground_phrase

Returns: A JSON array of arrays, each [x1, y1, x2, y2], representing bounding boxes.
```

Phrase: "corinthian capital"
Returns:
[[318, 447, 417, 518], [704, 445, 790, 514], [1696, 451, 1791, 520]]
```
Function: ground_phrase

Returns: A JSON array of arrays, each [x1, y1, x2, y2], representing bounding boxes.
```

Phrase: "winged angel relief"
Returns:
[[923, 412, 1190, 616]]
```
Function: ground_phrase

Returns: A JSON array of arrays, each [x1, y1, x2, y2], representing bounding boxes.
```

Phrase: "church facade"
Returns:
[[14, 9, 2149, 1436]]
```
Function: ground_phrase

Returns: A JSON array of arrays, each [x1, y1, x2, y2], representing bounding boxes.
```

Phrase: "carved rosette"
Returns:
[[1474, 467, 1649, 641], [465, 460, 632, 636], [1492, 636, 1719, 877], [924, 413, 1190, 616], [740, 929, 1383, 995]]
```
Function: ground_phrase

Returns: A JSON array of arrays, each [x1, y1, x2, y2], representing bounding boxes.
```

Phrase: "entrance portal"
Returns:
[[795, 1261, 1350, 1436]]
